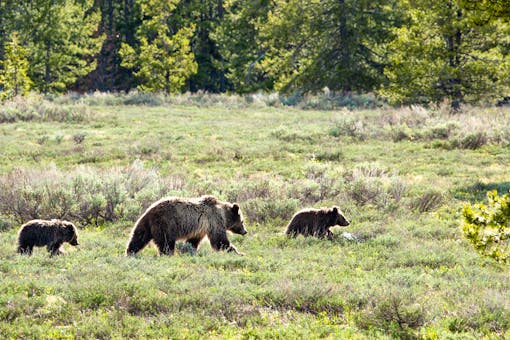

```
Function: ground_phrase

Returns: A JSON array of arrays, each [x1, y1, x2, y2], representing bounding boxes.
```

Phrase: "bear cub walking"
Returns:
[[126, 195, 247, 256], [286, 206, 350, 239], [17, 219, 79, 256]]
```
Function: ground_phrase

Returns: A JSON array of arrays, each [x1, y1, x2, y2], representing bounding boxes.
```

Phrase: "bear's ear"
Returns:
[[232, 203, 240, 214], [332, 206, 339, 213], [65, 222, 76, 231]]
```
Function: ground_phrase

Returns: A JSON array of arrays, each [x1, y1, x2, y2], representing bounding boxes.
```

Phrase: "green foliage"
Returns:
[[381, 0, 510, 109], [462, 190, 510, 263], [0, 32, 31, 100], [18, 0, 104, 93], [1, 0, 510, 102], [258, 0, 401, 93], [213, 0, 274, 93], [119, 0, 198, 93]]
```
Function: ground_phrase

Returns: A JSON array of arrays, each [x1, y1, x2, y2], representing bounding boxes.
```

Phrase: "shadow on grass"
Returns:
[[453, 181, 510, 203]]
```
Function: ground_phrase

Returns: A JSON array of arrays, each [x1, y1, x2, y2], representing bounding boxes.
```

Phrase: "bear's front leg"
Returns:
[[226, 244, 245, 256], [209, 232, 244, 256], [47, 242, 64, 257], [154, 238, 175, 256], [17, 245, 33, 255]]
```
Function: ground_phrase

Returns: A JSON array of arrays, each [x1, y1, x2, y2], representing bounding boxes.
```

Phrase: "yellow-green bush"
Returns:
[[462, 190, 510, 263]]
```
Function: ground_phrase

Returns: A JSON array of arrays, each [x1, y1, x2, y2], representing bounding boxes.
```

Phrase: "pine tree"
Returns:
[[213, 0, 273, 93], [18, 0, 103, 93], [255, 0, 401, 94], [119, 0, 197, 93], [0, 33, 31, 100], [381, 0, 510, 109]]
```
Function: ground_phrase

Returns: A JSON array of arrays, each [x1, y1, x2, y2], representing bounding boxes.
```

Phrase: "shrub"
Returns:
[[461, 190, 510, 263], [354, 290, 425, 339], [242, 198, 299, 224], [460, 132, 488, 150], [0, 95, 91, 123], [410, 190, 444, 213], [329, 119, 366, 140], [345, 163, 406, 209], [0, 161, 169, 227]]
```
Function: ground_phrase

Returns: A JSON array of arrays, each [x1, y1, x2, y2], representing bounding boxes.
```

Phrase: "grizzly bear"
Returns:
[[285, 206, 350, 239], [17, 219, 79, 256], [126, 195, 247, 256]]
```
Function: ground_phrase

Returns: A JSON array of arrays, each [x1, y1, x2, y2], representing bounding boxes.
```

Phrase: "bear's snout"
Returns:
[[340, 219, 350, 227]]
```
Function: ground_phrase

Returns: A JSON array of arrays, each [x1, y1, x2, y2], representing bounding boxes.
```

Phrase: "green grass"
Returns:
[[1, 97, 510, 338]]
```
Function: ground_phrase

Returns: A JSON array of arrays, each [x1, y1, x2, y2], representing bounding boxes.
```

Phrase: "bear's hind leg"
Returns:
[[126, 227, 153, 255], [285, 225, 299, 238]]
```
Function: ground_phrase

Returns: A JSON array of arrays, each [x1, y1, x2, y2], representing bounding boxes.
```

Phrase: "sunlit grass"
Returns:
[[1, 96, 510, 338]]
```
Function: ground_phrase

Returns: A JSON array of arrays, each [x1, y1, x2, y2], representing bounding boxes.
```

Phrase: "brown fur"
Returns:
[[126, 195, 247, 256], [285, 206, 350, 239], [17, 219, 79, 256]]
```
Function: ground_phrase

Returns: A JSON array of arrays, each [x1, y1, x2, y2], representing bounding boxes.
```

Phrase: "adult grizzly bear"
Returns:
[[126, 195, 247, 256], [285, 206, 350, 239], [17, 219, 79, 256]]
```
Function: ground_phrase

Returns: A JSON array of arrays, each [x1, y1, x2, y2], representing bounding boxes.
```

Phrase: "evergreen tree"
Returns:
[[169, 0, 227, 92], [381, 0, 510, 109], [18, 0, 103, 93], [213, 0, 273, 93], [0, 33, 31, 100], [78, 0, 140, 91], [119, 0, 197, 93], [0, 0, 16, 93], [256, 0, 401, 93]]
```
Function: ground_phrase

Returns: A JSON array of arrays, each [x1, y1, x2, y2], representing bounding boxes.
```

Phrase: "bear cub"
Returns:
[[17, 219, 79, 256], [285, 206, 350, 239], [126, 195, 247, 256]]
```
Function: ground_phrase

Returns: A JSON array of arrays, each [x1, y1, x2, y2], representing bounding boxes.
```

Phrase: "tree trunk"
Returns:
[[0, 5, 5, 93], [338, 0, 350, 91], [218, 0, 225, 92], [45, 40, 51, 93], [445, 3, 463, 111]]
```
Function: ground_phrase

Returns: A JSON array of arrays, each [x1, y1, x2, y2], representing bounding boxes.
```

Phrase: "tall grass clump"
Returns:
[[410, 190, 445, 213], [0, 95, 91, 123]]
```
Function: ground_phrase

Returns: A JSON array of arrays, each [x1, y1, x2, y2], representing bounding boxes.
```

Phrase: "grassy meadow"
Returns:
[[0, 93, 509, 339]]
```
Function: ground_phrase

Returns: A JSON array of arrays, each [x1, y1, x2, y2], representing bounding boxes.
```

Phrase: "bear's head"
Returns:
[[227, 203, 247, 235], [332, 206, 350, 227], [62, 221, 79, 246]]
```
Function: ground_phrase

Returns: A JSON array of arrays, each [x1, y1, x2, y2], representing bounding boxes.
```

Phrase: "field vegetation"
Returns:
[[0, 94, 509, 338]]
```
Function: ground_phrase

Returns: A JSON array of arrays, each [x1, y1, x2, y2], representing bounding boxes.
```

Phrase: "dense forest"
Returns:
[[0, 0, 509, 107]]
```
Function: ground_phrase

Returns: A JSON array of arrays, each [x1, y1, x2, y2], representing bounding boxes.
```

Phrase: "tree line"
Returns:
[[0, 0, 509, 108]]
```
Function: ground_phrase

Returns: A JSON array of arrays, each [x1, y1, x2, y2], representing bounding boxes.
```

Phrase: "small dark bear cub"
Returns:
[[126, 195, 247, 256], [285, 206, 350, 239], [17, 219, 79, 256]]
